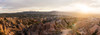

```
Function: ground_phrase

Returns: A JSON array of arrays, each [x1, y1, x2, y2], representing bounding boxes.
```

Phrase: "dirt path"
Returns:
[[61, 29, 72, 35]]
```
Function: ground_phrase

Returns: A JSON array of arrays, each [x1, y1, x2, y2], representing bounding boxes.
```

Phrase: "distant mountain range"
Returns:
[[0, 11, 100, 17]]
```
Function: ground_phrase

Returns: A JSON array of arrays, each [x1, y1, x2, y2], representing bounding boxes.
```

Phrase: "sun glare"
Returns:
[[54, 3, 95, 14], [74, 4, 93, 14]]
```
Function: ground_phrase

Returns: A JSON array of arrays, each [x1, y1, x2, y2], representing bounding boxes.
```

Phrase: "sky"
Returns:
[[0, 0, 100, 13]]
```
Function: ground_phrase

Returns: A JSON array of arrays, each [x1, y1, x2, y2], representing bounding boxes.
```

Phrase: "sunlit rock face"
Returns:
[[0, 17, 62, 35], [0, 16, 75, 35], [0, 17, 26, 35], [73, 18, 100, 35], [0, 16, 100, 35]]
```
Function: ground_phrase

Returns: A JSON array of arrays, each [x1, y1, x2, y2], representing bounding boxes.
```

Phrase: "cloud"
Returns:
[[0, 0, 100, 13], [1, 0, 73, 9]]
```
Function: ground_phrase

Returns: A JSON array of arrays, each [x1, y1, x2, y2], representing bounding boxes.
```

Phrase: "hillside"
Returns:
[[0, 11, 100, 35]]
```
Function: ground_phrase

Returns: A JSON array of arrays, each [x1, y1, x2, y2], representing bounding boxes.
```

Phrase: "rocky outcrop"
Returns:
[[0, 17, 64, 35]]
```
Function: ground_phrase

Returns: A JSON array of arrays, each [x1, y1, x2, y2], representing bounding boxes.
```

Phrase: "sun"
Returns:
[[54, 3, 94, 14], [74, 4, 92, 14]]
